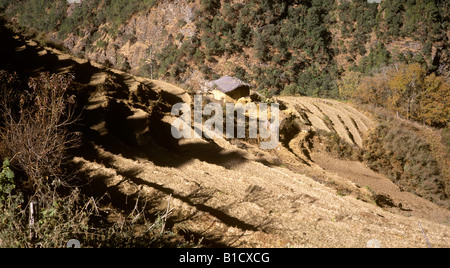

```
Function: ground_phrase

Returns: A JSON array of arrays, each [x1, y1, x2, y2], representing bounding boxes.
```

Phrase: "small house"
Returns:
[[208, 76, 250, 103]]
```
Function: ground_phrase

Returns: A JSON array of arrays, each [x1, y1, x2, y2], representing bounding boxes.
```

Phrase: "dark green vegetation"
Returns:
[[0, 0, 157, 36], [1, 0, 448, 99], [363, 111, 449, 209], [0, 0, 449, 246], [195, 0, 339, 96], [59, 0, 157, 37]]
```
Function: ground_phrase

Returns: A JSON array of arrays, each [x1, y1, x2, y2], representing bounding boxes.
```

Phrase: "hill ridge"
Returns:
[[1, 22, 449, 248]]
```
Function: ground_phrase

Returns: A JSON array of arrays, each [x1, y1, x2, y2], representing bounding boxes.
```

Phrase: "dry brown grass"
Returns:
[[0, 72, 79, 197], [362, 107, 449, 209]]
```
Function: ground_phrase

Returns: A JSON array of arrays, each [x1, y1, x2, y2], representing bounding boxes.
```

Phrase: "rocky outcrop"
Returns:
[[60, 0, 196, 76]]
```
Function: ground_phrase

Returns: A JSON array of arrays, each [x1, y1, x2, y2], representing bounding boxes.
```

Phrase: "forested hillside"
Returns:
[[0, 0, 448, 125], [1, 0, 450, 248]]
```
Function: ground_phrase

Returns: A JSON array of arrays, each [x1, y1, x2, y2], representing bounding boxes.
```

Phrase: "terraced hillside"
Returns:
[[1, 27, 449, 248], [68, 72, 450, 247], [278, 96, 375, 148]]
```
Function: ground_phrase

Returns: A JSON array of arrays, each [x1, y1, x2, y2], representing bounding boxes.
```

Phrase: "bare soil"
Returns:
[[2, 26, 449, 248]]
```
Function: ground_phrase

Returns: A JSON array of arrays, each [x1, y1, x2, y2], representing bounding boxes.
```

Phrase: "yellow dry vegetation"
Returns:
[[339, 63, 450, 127]]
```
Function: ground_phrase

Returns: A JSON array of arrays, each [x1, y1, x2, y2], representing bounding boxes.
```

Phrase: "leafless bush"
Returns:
[[0, 71, 79, 197]]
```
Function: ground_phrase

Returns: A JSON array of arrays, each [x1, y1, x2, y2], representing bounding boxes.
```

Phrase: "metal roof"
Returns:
[[211, 76, 250, 93]]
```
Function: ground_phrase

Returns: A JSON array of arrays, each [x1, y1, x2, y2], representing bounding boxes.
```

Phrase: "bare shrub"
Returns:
[[0, 71, 78, 197], [315, 130, 362, 161], [363, 116, 449, 209]]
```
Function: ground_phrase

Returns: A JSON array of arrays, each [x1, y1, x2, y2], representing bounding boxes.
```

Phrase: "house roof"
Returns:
[[210, 76, 250, 94]]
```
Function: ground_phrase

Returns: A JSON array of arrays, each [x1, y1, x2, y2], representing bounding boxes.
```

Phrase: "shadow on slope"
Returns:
[[1, 20, 275, 247]]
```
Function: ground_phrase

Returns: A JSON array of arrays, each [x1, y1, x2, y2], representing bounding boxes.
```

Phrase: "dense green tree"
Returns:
[[2, 0, 448, 104], [200, 0, 221, 17], [253, 32, 270, 62], [234, 22, 252, 47], [357, 43, 392, 74]]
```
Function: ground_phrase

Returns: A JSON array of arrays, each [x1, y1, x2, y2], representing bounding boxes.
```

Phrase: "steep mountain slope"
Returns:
[[2, 25, 448, 247], [277, 96, 450, 222], [1, 0, 448, 98]]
